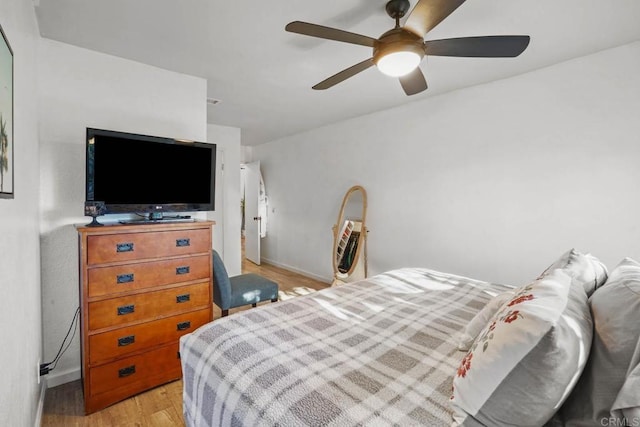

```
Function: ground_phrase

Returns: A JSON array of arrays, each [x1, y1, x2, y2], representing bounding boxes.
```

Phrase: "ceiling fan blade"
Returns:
[[424, 35, 530, 57], [399, 67, 428, 96], [285, 21, 377, 47], [403, 0, 467, 38], [313, 58, 375, 90]]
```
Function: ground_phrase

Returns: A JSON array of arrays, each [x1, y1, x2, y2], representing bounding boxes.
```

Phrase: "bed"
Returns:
[[180, 251, 640, 426], [179, 267, 511, 426]]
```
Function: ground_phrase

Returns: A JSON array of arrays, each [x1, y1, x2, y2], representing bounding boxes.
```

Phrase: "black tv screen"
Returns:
[[86, 128, 216, 215]]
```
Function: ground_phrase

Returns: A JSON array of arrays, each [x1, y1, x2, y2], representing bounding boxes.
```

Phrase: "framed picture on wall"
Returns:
[[0, 22, 14, 199]]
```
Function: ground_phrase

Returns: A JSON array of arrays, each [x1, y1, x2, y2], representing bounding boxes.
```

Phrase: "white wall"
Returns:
[[207, 123, 242, 276], [253, 41, 640, 286], [38, 38, 208, 387], [0, 0, 42, 425]]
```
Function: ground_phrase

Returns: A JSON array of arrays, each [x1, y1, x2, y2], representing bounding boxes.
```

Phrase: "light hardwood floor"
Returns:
[[42, 246, 329, 426]]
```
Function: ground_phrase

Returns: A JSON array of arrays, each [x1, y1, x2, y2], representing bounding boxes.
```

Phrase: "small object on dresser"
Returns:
[[84, 201, 107, 227]]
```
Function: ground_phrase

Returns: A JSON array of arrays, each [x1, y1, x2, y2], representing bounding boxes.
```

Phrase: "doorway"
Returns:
[[240, 161, 263, 265]]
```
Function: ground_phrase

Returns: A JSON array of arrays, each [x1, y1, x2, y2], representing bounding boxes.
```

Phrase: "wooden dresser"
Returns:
[[77, 220, 214, 414]]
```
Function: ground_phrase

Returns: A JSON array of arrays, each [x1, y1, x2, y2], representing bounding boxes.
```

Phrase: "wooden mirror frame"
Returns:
[[332, 185, 368, 280]]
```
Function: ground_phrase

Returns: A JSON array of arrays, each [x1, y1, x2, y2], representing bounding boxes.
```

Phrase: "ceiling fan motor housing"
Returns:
[[385, 0, 411, 19], [373, 28, 425, 65]]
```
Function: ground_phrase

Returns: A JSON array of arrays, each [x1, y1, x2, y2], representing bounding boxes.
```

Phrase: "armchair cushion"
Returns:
[[212, 250, 279, 311], [229, 274, 279, 309]]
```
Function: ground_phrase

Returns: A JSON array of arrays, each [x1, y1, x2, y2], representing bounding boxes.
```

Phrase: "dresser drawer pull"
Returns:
[[116, 273, 135, 284], [176, 238, 190, 247], [176, 266, 190, 275], [118, 365, 136, 378], [116, 242, 134, 253], [117, 304, 135, 316], [117, 335, 136, 347], [177, 321, 191, 331], [176, 294, 190, 303]]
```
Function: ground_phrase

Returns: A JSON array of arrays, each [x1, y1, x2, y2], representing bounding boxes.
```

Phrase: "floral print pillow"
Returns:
[[450, 268, 593, 426], [457, 290, 515, 352]]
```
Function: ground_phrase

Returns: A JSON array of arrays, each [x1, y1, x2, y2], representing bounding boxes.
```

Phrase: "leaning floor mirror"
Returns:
[[332, 185, 368, 286]]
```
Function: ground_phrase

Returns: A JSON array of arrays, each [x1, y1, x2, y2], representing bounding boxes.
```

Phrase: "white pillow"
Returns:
[[560, 257, 640, 426], [612, 362, 640, 423], [451, 269, 593, 426], [457, 291, 515, 352], [539, 248, 608, 296]]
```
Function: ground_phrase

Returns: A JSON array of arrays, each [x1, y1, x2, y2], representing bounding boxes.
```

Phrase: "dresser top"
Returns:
[[76, 220, 215, 235]]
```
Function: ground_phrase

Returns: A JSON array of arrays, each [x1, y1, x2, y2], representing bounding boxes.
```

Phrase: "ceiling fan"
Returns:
[[285, 0, 530, 96]]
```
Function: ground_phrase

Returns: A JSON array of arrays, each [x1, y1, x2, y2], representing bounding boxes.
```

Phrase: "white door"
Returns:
[[244, 161, 261, 265]]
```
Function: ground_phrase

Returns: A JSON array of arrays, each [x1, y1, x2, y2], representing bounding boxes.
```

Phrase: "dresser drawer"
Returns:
[[89, 342, 182, 397], [89, 308, 210, 364], [87, 228, 210, 265], [88, 282, 210, 330], [88, 254, 211, 298]]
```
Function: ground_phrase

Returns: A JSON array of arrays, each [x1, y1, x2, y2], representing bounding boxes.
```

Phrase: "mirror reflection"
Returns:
[[336, 219, 362, 273], [332, 186, 368, 286]]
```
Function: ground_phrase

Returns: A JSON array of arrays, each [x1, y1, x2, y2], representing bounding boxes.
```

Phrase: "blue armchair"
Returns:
[[212, 250, 279, 317]]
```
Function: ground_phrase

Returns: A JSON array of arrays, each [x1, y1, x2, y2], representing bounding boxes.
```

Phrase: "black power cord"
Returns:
[[40, 307, 80, 376]]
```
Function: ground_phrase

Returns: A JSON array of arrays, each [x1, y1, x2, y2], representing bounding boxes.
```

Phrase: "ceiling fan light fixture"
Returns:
[[376, 51, 421, 77], [373, 28, 425, 77]]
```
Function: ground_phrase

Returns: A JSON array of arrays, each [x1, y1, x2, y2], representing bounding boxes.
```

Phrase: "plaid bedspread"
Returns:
[[180, 268, 511, 427]]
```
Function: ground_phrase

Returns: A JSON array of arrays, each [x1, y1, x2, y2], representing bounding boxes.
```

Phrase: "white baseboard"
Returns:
[[46, 367, 81, 388], [260, 257, 332, 284], [34, 379, 46, 427]]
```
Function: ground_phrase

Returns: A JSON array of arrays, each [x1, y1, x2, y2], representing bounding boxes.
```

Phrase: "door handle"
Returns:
[[253, 216, 261, 221]]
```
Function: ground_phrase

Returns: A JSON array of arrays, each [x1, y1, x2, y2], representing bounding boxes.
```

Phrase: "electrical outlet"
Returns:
[[37, 358, 40, 384]]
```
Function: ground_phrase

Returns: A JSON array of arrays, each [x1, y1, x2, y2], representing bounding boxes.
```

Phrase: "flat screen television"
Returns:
[[86, 128, 216, 220]]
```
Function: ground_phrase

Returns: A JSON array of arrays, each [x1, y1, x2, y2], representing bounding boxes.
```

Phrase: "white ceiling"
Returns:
[[35, 0, 640, 145]]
